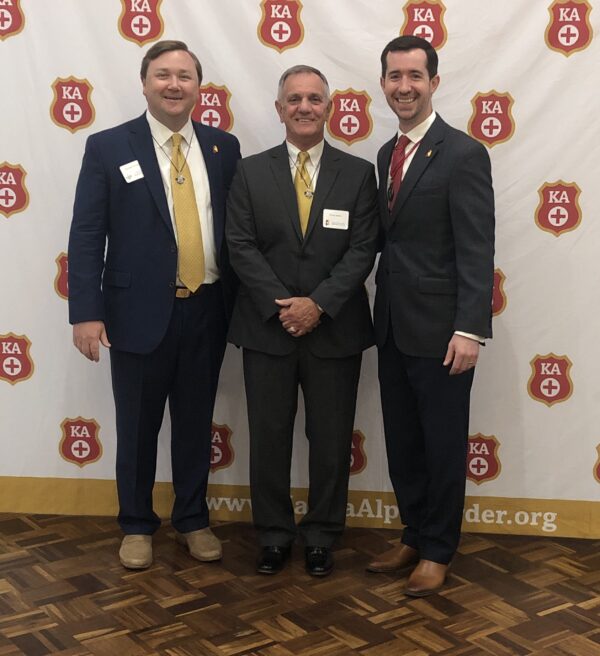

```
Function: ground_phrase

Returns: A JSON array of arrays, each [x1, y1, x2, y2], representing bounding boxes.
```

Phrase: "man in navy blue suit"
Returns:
[[368, 36, 494, 595], [68, 40, 240, 569]]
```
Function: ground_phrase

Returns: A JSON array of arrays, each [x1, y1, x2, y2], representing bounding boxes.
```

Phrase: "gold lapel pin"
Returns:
[[212, 145, 219, 153], [426, 149, 433, 157]]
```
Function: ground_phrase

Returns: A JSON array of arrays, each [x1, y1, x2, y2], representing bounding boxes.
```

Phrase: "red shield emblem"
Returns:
[[467, 434, 501, 484], [350, 430, 367, 475], [468, 91, 515, 147], [210, 422, 234, 472], [0, 333, 34, 385], [257, 0, 304, 52], [54, 252, 68, 300], [528, 354, 573, 406], [118, 0, 164, 46], [545, 0, 593, 56], [0, 162, 29, 218], [594, 445, 600, 484], [50, 77, 95, 133], [192, 84, 234, 132], [326, 89, 373, 146], [535, 181, 582, 236], [400, 0, 448, 49], [0, 0, 24, 41], [492, 268, 507, 317], [59, 417, 102, 467]]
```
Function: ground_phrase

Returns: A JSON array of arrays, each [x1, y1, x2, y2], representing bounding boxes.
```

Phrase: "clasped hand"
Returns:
[[275, 297, 322, 337]]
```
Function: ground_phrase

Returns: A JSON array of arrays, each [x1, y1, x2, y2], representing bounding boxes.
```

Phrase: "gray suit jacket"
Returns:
[[226, 141, 378, 357], [374, 115, 495, 357]]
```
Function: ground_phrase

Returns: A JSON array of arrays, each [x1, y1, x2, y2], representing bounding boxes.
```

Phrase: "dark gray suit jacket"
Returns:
[[374, 115, 495, 357], [226, 141, 378, 357]]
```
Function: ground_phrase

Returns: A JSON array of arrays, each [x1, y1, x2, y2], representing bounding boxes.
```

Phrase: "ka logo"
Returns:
[[50, 77, 95, 132], [118, 0, 164, 46], [257, 0, 304, 52], [400, 0, 447, 49], [468, 91, 515, 147]]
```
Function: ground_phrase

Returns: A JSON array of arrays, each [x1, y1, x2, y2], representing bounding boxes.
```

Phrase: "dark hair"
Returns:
[[277, 64, 330, 101], [380, 35, 438, 79], [140, 40, 203, 83]]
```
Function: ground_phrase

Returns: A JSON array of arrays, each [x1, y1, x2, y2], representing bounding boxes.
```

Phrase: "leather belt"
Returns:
[[175, 286, 204, 299]]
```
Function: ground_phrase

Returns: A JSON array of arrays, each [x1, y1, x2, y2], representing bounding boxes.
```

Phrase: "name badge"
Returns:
[[323, 209, 349, 230], [119, 160, 144, 183]]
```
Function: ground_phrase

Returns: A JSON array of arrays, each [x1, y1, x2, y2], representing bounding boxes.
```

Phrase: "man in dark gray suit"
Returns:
[[226, 65, 378, 577], [368, 36, 495, 595]]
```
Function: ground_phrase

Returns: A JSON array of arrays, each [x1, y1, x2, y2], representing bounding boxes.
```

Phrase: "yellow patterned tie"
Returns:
[[294, 151, 313, 236], [170, 133, 204, 292]]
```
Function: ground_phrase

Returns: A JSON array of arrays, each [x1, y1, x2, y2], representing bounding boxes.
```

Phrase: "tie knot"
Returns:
[[297, 151, 310, 166], [395, 135, 411, 152], [171, 133, 183, 149]]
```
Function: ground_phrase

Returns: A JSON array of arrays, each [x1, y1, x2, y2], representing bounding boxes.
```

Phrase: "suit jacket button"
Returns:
[[170, 245, 177, 253], [169, 281, 175, 288]]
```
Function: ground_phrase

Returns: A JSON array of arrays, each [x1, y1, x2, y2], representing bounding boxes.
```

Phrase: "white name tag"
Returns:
[[323, 209, 349, 230], [119, 160, 144, 183]]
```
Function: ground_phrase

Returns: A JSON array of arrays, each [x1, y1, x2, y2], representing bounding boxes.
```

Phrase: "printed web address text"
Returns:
[[207, 496, 559, 532]]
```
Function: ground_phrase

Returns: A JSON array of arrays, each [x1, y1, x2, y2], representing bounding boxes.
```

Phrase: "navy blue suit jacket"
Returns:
[[68, 114, 241, 354]]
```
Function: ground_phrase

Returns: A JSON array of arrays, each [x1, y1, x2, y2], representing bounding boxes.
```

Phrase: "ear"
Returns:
[[324, 99, 333, 118], [430, 74, 440, 94], [380, 76, 385, 91], [275, 99, 284, 123]]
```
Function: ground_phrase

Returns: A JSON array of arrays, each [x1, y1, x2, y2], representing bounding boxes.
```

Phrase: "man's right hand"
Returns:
[[73, 321, 111, 362]]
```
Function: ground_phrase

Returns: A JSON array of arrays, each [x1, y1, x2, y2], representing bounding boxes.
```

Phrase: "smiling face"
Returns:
[[275, 72, 332, 150], [381, 48, 439, 132], [142, 49, 200, 132]]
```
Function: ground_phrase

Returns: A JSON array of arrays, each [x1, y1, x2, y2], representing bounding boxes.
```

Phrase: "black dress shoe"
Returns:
[[305, 546, 334, 577], [256, 546, 290, 574]]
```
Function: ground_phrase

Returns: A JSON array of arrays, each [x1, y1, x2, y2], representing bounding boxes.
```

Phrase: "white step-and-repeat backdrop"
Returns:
[[1, 1, 598, 538]]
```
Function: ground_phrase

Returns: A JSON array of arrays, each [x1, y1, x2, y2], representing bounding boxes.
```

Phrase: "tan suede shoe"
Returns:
[[119, 535, 152, 569], [366, 544, 419, 573], [176, 527, 222, 561], [404, 559, 448, 597]]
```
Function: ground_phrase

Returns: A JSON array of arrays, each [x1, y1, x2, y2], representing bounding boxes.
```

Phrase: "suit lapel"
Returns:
[[270, 143, 304, 243], [302, 142, 340, 243], [388, 115, 446, 224], [127, 115, 174, 239], [379, 135, 396, 230], [194, 122, 225, 254]]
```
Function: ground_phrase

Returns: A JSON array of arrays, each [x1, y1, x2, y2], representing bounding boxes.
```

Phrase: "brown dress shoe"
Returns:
[[404, 559, 448, 597], [176, 527, 222, 562], [119, 535, 152, 569], [366, 544, 418, 573]]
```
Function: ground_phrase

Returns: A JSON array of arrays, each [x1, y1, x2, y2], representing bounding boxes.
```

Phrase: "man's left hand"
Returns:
[[275, 297, 322, 337], [443, 334, 479, 375]]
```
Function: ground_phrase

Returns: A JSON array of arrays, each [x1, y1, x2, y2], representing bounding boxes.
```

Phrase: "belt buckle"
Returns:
[[175, 287, 192, 298]]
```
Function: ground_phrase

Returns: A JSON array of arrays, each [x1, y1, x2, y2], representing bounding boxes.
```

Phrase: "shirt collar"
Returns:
[[146, 110, 194, 147], [397, 111, 437, 143], [286, 139, 325, 164]]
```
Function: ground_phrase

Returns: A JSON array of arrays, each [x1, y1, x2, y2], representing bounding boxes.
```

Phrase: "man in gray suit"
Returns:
[[226, 65, 378, 577], [368, 36, 495, 595]]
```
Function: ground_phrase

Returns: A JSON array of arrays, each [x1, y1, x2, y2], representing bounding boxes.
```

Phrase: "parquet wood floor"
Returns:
[[0, 514, 598, 655]]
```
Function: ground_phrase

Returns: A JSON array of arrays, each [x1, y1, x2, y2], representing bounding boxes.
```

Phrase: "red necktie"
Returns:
[[387, 134, 411, 210]]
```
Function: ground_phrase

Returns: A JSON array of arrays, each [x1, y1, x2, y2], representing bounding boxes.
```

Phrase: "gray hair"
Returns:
[[277, 65, 330, 101]]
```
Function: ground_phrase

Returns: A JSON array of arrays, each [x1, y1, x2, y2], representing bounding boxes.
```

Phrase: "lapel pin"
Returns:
[[426, 149, 433, 157], [212, 145, 219, 153]]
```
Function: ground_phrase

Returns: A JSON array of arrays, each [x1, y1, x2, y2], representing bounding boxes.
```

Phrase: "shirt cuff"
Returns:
[[454, 330, 485, 344]]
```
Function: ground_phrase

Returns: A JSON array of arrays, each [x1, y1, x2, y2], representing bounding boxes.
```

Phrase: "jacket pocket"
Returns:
[[103, 269, 131, 288], [418, 276, 456, 294]]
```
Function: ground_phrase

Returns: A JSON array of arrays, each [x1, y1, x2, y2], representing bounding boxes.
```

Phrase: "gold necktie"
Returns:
[[294, 151, 312, 236], [170, 133, 204, 292]]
